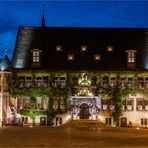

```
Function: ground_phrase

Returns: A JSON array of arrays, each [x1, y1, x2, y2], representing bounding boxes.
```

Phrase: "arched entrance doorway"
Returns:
[[121, 117, 127, 127], [80, 103, 89, 119]]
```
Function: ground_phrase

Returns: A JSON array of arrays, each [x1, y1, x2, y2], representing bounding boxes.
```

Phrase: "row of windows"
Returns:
[[31, 48, 136, 64], [55, 45, 113, 52], [105, 118, 148, 126], [18, 75, 148, 89], [57, 54, 101, 61], [102, 99, 148, 111], [19, 76, 148, 82], [17, 98, 48, 111], [32, 50, 102, 62]]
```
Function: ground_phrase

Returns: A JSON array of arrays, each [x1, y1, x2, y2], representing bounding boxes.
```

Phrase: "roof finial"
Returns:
[[41, 3, 45, 28], [5, 48, 8, 55]]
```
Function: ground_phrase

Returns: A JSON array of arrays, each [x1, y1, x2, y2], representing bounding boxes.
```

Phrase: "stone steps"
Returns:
[[63, 119, 110, 129]]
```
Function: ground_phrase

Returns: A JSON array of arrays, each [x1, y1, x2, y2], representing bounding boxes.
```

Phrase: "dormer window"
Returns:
[[126, 50, 137, 63], [56, 45, 62, 51], [81, 46, 87, 52], [94, 54, 101, 61], [126, 50, 137, 68], [31, 49, 41, 68], [107, 46, 113, 52], [67, 54, 74, 61], [32, 49, 41, 63]]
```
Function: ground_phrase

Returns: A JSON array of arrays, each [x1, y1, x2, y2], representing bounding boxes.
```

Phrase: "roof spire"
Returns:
[[41, 3, 45, 28], [5, 48, 8, 55]]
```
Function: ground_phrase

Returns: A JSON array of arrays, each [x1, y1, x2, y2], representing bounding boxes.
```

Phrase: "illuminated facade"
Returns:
[[0, 15, 147, 127]]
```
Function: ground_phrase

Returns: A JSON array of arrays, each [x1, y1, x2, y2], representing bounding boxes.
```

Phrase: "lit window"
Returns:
[[126, 50, 137, 63], [81, 46, 87, 52], [56, 45, 62, 51], [32, 49, 41, 63], [107, 46, 113, 52], [94, 54, 101, 61], [67, 54, 74, 60]]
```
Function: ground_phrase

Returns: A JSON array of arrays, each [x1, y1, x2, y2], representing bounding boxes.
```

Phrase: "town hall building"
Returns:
[[0, 14, 147, 127]]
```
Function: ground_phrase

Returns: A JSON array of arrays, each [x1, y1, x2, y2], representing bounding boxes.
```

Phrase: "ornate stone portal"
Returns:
[[70, 96, 101, 120], [70, 73, 101, 120]]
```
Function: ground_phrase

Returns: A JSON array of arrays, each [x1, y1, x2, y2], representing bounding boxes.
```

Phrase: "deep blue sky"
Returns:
[[0, 1, 148, 60]]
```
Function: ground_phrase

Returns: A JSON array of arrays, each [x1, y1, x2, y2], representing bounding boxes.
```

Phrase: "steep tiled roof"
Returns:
[[11, 26, 148, 71], [0, 55, 10, 71]]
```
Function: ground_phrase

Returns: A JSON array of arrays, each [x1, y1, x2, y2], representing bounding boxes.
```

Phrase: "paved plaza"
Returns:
[[0, 126, 148, 148]]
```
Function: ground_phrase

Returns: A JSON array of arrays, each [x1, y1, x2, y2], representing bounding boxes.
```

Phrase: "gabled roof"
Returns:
[[11, 26, 148, 71], [0, 54, 10, 71]]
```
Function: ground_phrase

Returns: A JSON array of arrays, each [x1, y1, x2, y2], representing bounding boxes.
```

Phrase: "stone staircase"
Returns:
[[63, 119, 111, 129]]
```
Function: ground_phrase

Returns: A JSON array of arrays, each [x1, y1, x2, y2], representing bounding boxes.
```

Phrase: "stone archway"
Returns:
[[70, 96, 101, 120], [80, 103, 89, 119]]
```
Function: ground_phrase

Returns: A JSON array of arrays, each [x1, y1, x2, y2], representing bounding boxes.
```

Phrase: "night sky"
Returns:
[[0, 1, 148, 60]]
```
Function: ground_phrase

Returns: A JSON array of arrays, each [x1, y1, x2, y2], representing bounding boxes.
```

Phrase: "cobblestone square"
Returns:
[[0, 126, 148, 148]]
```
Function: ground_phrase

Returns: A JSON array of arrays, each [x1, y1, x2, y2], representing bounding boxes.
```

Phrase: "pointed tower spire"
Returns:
[[5, 48, 8, 55], [41, 4, 45, 29]]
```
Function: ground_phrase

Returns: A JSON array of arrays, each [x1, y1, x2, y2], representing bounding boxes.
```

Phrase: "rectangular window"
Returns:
[[81, 46, 87, 52], [32, 50, 40, 63], [107, 46, 113, 52], [67, 54, 74, 60], [105, 118, 112, 125], [141, 118, 147, 125], [94, 54, 101, 61], [56, 45, 62, 51], [126, 50, 136, 63]]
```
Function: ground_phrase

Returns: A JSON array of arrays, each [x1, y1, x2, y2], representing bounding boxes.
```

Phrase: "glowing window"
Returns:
[[107, 46, 113, 52], [56, 45, 62, 51], [32, 49, 41, 63], [81, 46, 87, 52], [94, 54, 101, 61], [126, 50, 137, 63], [67, 54, 74, 60]]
